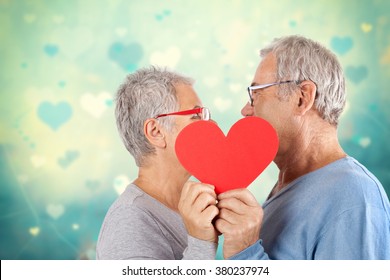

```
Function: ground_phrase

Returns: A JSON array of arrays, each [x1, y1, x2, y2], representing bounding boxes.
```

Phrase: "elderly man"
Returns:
[[181, 35, 390, 259], [218, 35, 390, 259], [96, 66, 219, 259]]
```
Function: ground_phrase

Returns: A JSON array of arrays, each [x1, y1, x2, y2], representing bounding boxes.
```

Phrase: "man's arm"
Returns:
[[229, 240, 270, 260], [215, 188, 265, 259]]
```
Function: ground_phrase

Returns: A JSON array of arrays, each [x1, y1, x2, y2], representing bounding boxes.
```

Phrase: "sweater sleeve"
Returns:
[[182, 235, 217, 260]]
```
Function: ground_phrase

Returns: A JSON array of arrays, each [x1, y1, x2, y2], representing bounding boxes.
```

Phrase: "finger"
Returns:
[[180, 181, 198, 199], [217, 207, 241, 225], [182, 181, 216, 199], [217, 188, 258, 207], [193, 192, 218, 213], [179, 182, 216, 215], [182, 182, 216, 207], [217, 197, 249, 215], [214, 217, 233, 234], [201, 205, 219, 224]]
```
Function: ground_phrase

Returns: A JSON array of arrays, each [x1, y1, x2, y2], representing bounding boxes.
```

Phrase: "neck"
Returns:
[[133, 159, 190, 212], [272, 121, 346, 197]]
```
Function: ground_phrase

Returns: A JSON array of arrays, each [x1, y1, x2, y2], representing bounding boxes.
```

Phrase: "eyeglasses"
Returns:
[[154, 107, 211, 121], [247, 80, 297, 106]]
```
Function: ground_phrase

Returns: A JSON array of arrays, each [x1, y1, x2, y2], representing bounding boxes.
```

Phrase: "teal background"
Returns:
[[1, 0, 389, 259]]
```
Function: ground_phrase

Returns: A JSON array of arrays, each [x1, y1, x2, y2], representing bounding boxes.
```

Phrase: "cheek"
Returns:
[[254, 105, 276, 125], [254, 103, 290, 134], [170, 120, 192, 144], [175, 117, 195, 129]]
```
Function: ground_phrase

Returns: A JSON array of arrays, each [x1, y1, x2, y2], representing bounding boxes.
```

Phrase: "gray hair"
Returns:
[[115, 66, 194, 167], [260, 35, 346, 126]]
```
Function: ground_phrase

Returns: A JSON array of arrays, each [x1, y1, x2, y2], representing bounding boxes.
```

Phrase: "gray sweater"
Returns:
[[96, 184, 217, 259]]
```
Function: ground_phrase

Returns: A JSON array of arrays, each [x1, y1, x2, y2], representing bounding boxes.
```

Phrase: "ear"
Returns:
[[144, 118, 167, 149], [295, 80, 317, 116]]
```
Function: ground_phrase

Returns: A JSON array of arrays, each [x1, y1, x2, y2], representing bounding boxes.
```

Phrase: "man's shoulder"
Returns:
[[312, 156, 388, 208], [312, 156, 380, 188], [330, 157, 382, 192]]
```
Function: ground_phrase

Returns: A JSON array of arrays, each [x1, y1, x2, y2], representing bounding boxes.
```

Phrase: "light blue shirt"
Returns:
[[231, 156, 390, 260]]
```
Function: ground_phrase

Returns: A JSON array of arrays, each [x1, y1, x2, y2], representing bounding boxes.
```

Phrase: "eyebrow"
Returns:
[[250, 82, 260, 87]]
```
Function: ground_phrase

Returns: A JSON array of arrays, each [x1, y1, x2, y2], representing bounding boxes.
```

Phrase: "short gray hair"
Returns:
[[260, 35, 346, 126], [115, 66, 194, 167]]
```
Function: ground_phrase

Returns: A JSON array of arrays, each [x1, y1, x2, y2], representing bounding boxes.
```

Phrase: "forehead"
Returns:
[[174, 83, 202, 109], [254, 53, 277, 83]]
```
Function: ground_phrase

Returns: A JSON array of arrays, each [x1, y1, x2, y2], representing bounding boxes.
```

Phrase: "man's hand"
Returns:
[[215, 188, 263, 259], [178, 181, 219, 243]]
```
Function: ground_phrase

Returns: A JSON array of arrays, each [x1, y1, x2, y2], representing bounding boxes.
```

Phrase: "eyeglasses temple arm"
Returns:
[[155, 107, 203, 118]]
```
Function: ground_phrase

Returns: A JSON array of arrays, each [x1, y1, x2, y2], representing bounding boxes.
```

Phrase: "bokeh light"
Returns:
[[1, 0, 389, 260]]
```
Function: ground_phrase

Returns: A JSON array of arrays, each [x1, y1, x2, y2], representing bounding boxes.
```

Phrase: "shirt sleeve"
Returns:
[[182, 235, 217, 260], [96, 206, 176, 260], [229, 240, 270, 260]]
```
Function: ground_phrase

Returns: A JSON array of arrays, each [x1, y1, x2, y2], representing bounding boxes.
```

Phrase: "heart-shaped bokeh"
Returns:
[[108, 42, 143, 71], [46, 203, 65, 220], [175, 117, 279, 194], [43, 44, 59, 57], [330, 36, 353, 55], [345, 65, 368, 84], [58, 150, 80, 168], [37, 101, 73, 130], [150, 46, 181, 69], [80, 92, 112, 118]]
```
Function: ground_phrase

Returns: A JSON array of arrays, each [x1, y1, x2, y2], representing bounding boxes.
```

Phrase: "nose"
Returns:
[[241, 102, 254, 117]]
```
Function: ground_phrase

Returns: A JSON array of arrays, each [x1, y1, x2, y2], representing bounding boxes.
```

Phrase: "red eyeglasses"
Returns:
[[154, 107, 211, 121]]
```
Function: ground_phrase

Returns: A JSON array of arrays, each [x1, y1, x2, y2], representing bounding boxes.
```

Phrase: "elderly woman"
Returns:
[[96, 67, 218, 259]]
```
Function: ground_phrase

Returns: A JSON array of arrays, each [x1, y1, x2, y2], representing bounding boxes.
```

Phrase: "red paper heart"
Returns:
[[175, 117, 279, 194]]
